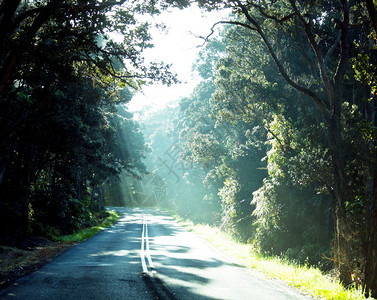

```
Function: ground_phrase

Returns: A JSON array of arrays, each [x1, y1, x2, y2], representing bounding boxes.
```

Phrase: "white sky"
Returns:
[[127, 5, 227, 114]]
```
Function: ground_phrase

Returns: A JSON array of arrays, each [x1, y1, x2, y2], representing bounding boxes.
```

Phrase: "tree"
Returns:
[[0, 0, 179, 244], [205, 23, 333, 258], [199, 0, 377, 293], [0, 0, 177, 146]]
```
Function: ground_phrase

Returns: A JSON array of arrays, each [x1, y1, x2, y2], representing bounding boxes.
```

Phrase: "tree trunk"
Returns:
[[76, 175, 82, 202], [91, 184, 96, 210], [364, 167, 377, 298], [0, 150, 10, 187], [327, 115, 353, 285], [4, 146, 34, 242], [364, 95, 377, 298], [0, 0, 21, 41], [98, 186, 103, 211], [0, 3, 55, 93]]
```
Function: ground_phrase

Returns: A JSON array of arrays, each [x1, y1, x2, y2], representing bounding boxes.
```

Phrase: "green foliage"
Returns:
[[352, 53, 377, 100], [0, 0, 175, 244], [175, 216, 373, 300], [199, 1, 377, 295], [146, 5, 377, 296], [52, 210, 119, 243], [252, 179, 332, 266]]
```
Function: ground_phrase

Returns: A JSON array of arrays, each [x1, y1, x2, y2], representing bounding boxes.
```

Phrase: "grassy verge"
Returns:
[[172, 215, 373, 300], [53, 210, 120, 243]]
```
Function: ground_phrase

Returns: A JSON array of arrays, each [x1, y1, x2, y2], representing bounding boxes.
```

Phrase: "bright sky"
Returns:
[[127, 5, 227, 114]]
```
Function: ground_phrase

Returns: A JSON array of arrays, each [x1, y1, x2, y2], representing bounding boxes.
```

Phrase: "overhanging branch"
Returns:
[[249, 1, 296, 24], [288, 0, 334, 110], [229, 0, 330, 120], [198, 20, 257, 46]]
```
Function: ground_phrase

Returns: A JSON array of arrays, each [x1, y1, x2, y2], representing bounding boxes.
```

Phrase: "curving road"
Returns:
[[0, 208, 316, 300]]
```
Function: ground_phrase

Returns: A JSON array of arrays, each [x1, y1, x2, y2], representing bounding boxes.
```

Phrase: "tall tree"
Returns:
[[0, 0, 178, 243], [198, 0, 377, 292]]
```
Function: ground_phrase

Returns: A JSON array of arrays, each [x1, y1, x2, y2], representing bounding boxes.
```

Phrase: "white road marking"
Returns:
[[140, 215, 155, 274]]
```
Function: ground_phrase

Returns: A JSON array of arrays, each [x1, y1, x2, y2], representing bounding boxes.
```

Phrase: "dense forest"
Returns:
[[0, 0, 179, 242], [2, 0, 377, 298]]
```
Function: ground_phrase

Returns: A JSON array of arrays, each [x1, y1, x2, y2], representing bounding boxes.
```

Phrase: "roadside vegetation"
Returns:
[[0, 209, 119, 289], [174, 215, 373, 300], [52, 210, 120, 243]]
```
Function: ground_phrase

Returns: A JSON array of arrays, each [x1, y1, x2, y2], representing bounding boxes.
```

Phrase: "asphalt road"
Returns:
[[0, 207, 316, 300]]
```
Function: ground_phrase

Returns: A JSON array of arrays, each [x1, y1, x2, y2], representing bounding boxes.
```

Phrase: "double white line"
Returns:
[[141, 216, 155, 274]]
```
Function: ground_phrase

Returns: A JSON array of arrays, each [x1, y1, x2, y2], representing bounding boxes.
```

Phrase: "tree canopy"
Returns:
[[2, 0, 377, 298], [0, 0, 178, 243]]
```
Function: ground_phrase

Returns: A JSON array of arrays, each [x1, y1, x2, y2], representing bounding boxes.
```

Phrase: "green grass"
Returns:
[[172, 215, 374, 300], [53, 210, 120, 243]]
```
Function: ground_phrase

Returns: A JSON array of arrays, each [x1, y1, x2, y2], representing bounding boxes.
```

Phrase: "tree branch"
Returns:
[[333, 0, 350, 116], [324, 32, 341, 68], [0, 0, 21, 41], [198, 20, 257, 46], [0, 3, 56, 93], [231, 0, 330, 120], [249, 2, 296, 24], [288, 0, 334, 111]]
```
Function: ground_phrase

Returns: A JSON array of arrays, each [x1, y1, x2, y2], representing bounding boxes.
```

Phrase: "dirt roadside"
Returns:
[[0, 238, 74, 290]]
